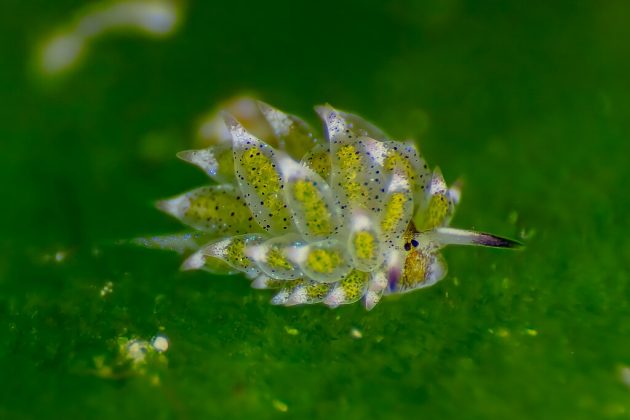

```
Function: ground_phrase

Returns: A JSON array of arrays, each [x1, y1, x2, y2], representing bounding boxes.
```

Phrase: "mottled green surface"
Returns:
[[1, 1, 630, 419]]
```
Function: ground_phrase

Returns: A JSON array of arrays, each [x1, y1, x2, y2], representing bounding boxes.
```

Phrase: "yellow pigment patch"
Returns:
[[291, 180, 332, 236], [185, 194, 223, 220], [336, 144, 361, 176], [264, 278, 287, 289], [306, 282, 333, 301], [306, 249, 343, 274], [280, 278, 305, 293], [344, 181, 367, 204], [335, 145, 369, 206], [385, 151, 413, 179], [240, 148, 292, 229], [304, 151, 331, 180], [400, 250, 429, 289], [266, 248, 293, 270], [353, 231, 375, 260], [338, 270, 369, 301], [184, 189, 254, 233], [224, 237, 250, 268], [381, 192, 408, 233], [420, 193, 449, 231], [240, 149, 281, 201]]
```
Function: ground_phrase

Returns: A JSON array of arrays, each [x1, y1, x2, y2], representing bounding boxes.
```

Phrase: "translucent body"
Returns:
[[142, 102, 522, 309]]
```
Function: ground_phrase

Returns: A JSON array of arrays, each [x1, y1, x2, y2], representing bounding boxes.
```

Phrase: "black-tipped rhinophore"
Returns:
[[472, 232, 524, 249], [422, 227, 524, 250]]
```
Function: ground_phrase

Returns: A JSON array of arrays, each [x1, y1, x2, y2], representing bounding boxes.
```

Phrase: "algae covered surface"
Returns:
[[1, 0, 629, 418]]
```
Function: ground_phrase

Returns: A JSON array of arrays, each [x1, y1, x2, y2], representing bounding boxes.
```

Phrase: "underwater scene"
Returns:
[[1, 0, 629, 418]]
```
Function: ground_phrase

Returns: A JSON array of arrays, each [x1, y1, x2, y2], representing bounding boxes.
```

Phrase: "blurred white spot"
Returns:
[[54, 250, 67, 263], [40, 249, 73, 264], [100, 281, 114, 297], [350, 328, 363, 339], [197, 112, 232, 145], [125, 339, 150, 364], [195, 96, 274, 147], [525, 328, 538, 337], [39, 33, 86, 75], [284, 326, 299, 336], [36, 1, 183, 76], [621, 366, 630, 389], [496, 328, 510, 338], [151, 334, 169, 352], [95, 2, 179, 36], [272, 399, 288, 413]]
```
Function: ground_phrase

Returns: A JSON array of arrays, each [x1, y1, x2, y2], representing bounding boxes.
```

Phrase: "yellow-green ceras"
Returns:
[[137, 101, 522, 310]]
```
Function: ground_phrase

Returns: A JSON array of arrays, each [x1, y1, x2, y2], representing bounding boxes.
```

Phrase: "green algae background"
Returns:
[[1, 0, 629, 418]]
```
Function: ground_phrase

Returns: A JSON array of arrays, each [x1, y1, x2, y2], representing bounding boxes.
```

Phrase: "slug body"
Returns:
[[140, 102, 521, 309]]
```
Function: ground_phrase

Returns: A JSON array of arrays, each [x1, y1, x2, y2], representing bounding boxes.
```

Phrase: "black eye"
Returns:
[[411, 239, 419, 247], [404, 243, 411, 251]]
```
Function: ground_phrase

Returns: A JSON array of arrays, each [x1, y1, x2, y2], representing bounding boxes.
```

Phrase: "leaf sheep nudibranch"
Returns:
[[139, 101, 522, 310]]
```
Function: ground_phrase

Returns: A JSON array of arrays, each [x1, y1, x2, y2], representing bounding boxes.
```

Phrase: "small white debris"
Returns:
[[284, 326, 299, 336], [151, 334, 169, 352], [496, 328, 510, 338], [125, 339, 150, 364], [100, 281, 114, 297], [350, 328, 363, 339], [272, 399, 288, 412], [54, 250, 67, 263]]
